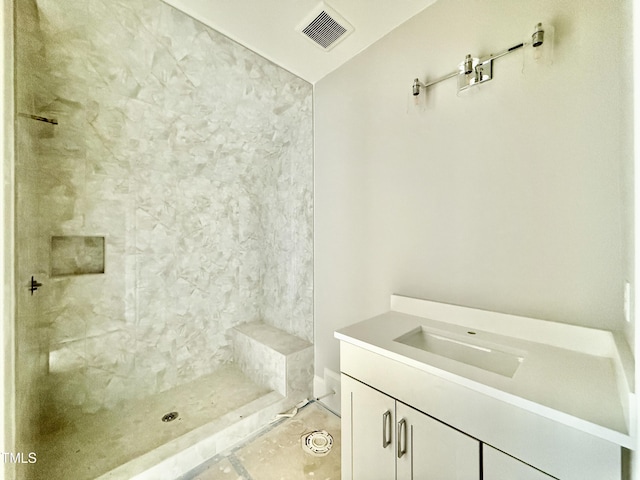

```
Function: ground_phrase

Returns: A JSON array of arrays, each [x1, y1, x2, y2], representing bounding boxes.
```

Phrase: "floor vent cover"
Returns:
[[297, 3, 354, 51], [301, 430, 334, 456]]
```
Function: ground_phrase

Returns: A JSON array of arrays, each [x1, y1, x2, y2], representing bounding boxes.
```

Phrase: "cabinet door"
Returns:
[[396, 402, 480, 480], [483, 445, 556, 480], [342, 375, 396, 480]]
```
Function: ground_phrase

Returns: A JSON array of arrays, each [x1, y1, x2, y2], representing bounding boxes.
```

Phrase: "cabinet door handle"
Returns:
[[382, 410, 392, 448], [397, 418, 407, 458]]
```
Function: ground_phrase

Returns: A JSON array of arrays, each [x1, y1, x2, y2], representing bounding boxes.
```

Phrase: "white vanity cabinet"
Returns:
[[345, 374, 395, 480], [342, 374, 480, 480], [335, 295, 634, 480], [396, 399, 480, 480], [482, 445, 555, 480]]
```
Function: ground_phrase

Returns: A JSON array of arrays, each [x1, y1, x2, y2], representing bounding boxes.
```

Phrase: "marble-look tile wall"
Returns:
[[16, 0, 312, 417], [261, 115, 314, 341]]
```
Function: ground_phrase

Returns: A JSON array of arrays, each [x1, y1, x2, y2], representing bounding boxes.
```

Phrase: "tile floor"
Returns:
[[181, 401, 341, 480]]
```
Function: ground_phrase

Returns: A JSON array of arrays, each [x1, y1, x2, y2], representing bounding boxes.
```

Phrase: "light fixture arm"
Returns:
[[412, 23, 547, 97]]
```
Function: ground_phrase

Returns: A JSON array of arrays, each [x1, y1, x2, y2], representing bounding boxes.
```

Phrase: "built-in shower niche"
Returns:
[[50, 236, 105, 276]]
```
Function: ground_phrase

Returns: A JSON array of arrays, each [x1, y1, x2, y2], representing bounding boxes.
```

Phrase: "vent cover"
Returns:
[[297, 3, 354, 51]]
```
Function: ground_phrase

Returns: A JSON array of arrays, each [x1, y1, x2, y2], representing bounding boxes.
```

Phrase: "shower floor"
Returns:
[[22, 365, 274, 480]]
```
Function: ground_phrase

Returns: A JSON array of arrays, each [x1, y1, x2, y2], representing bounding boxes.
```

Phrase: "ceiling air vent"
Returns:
[[297, 3, 354, 51]]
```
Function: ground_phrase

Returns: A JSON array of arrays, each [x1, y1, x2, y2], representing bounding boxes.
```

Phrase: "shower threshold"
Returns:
[[27, 365, 284, 480]]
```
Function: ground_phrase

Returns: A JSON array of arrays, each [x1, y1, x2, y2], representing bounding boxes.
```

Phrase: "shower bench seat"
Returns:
[[231, 321, 313, 398]]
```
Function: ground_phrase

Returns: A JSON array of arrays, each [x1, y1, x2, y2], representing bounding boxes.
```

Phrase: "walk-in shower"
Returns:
[[13, 0, 313, 478]]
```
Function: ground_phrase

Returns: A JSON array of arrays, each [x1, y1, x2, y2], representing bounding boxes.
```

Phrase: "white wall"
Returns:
[[314, 0, 634, 383]]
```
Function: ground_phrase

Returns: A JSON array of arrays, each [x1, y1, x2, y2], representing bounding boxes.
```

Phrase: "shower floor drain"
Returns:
[[301, 430, 333, 457], [161, 411, 179, 422]]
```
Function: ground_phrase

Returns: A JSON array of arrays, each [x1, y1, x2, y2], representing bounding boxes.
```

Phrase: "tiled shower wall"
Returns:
[[15, 0, 313, 420]]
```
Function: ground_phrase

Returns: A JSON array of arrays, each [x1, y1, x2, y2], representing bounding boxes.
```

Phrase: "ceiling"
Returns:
[[162, 0, 438, 83]]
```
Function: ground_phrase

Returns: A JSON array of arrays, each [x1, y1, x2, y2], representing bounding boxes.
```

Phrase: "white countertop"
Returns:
[[335, 295, 635, 448]]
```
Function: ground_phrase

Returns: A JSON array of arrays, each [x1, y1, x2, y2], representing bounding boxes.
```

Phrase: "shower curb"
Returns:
[[96, 391, 290, 480]]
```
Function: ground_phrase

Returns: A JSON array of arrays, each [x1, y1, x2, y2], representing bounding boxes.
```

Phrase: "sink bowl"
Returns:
[[394, 327, 524, 377]]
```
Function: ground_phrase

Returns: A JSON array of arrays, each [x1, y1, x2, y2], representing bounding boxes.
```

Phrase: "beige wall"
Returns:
[[2, 0, 14, 478], [314, 0, 634, 381]]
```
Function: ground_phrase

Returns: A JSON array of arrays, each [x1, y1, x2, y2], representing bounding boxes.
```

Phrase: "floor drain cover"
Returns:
[[162, 411, 179, 422], [301, 430, 333, 457]]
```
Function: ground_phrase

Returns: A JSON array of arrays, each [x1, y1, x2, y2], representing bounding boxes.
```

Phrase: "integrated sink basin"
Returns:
[[335, 294, 635, 458], [394, 327, 524, 377], [336, 295, 636, 480]]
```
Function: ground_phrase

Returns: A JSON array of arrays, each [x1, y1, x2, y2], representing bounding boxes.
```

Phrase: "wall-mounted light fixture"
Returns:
[[412, 22, 550, 97]]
